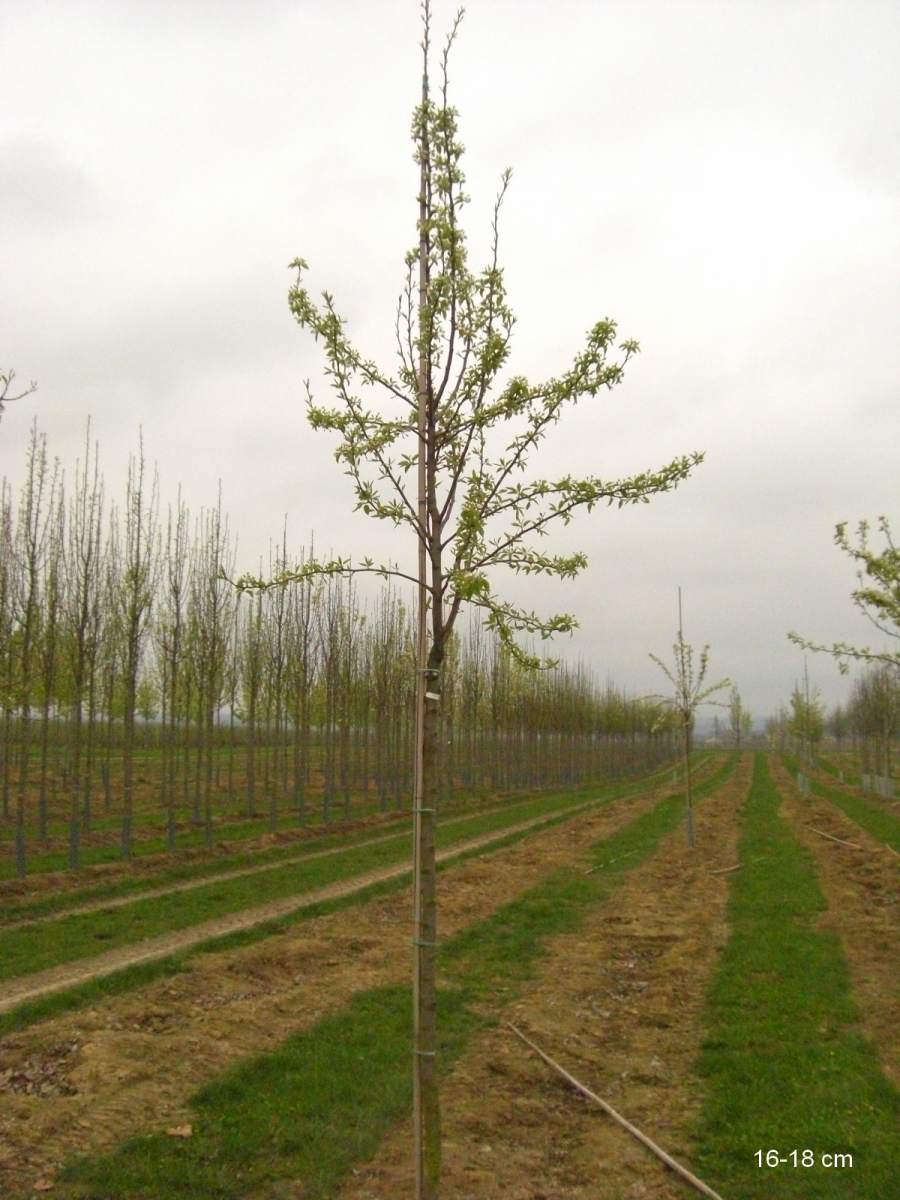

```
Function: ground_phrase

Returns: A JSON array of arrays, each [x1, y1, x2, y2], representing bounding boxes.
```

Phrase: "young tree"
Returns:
[[847, 664, 898, 778], [118, 435, 159, 859], [788, 677, 825, 765], [36, 473, 65, 842], [827, 702, 849, 750], [728, 686, 752, 747], [648, 589, 729, 847], [64, 424, 105, 869], [12, 423, 56, 874], [235, 6, 702, 1195], [789, 516, 899, 673], [155, 489, 192, 850]]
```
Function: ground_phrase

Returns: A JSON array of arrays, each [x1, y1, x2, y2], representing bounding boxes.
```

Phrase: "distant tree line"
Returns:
[[0, 421, 675, 876], [766, 664, 897, 777]]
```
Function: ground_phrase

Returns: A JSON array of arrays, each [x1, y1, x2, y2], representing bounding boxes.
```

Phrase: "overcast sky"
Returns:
[[3, 0, 898, 722]]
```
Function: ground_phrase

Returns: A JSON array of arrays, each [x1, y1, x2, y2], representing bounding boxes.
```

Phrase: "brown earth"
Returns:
[[330, 755, 753, 1200], [770, 755, 899, 1085], [0, 768, 699, 1197]]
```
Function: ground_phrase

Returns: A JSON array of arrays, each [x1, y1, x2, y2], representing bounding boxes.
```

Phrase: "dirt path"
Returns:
[[0, 771, 706, 1197], [333, 755, 752, 1200], [771, 756, 899, 1085]]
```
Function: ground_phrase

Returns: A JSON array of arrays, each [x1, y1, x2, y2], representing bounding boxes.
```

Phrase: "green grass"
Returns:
[[0, 760, 705, 982], [57, 756, 739, 1199], [0, 757, 732, 1038], [1, 792, 420, 880], [0, 792, 522, 923], [692, 753, 898, 1199], [2, 752, 698, 880], [783, 752, 900, 850], [1, 753, 701, 891]]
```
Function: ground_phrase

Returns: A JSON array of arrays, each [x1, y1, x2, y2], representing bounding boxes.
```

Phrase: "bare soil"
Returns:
[[0, 772, 686, 1197], [771, 755, 899, 1085], [330, 755, 753, 1200]]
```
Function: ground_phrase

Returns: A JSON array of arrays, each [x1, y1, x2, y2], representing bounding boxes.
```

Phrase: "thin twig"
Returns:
[[507, 1024, 727, 1200], [708, 855, 767, 875], [584, 849, 636, 875], [807, 826, 863, 850]]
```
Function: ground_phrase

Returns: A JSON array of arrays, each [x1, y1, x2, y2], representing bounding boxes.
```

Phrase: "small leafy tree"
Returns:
[[648, 589, 729, 846], [788, 679, 824, 765], [826, 702, 849, 751], [728, 686, 752, 747], [789, 516, 899, 673], [234, 5, 703, 1195], [846, 664, 898, 777]]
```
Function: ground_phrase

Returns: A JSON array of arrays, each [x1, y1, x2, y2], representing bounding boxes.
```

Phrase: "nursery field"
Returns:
[[0, 750, 896, 1200]]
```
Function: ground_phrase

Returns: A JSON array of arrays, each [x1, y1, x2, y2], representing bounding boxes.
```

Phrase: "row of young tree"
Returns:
[[766, 663, 898, 776], [0, 422, 676, 876]]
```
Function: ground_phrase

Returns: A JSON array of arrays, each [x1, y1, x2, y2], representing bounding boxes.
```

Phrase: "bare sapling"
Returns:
[[648, 588, 729, 847]]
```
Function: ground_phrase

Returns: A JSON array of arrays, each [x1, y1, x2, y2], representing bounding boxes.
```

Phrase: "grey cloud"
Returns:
[[0, 138, 101, 228]]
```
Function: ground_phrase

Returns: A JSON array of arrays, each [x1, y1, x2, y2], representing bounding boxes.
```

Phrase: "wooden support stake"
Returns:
[[507, 1024, 727, 1200]]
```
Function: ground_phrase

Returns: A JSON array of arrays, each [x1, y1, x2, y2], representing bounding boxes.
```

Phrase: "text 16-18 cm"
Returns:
[[755, 1150, 852, 1169]]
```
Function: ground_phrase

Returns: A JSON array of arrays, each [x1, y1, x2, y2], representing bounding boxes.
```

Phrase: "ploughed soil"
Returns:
[[771, 756, 899, 1085], [332, 755, 753, 1200], [0, 770, 695, 1197]]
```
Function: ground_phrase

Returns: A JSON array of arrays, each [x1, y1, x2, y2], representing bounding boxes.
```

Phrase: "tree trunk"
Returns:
[[682, 714, 695, 848]]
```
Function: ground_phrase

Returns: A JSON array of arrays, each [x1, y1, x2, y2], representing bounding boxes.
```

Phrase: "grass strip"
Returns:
[[783, 751, 899, 850], [816, 755, 859, 786], [57, 757, 738, 1199], [692, 753, 899, 1199], [0, 761, 702, 981]]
